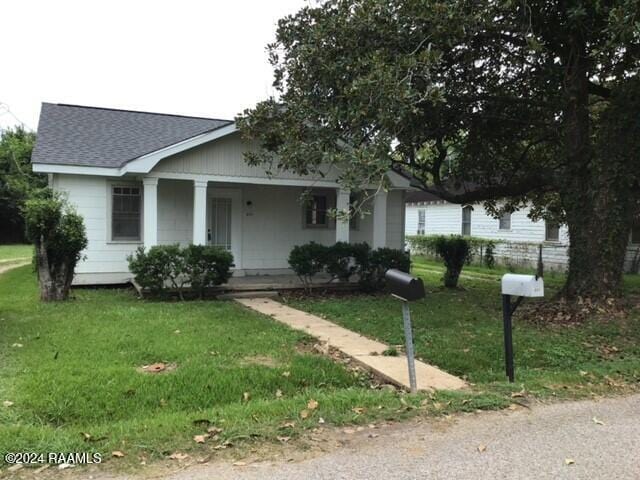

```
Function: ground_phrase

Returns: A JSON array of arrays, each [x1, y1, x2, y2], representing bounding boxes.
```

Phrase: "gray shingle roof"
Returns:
[[31, 103, 233, 168]]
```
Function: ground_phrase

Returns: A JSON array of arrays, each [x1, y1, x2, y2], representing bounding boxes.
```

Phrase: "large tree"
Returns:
[[237, 0, 640, 300], [0, 127, 44, 243]]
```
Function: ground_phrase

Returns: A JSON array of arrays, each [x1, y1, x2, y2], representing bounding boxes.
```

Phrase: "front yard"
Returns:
[[289, 257, 640, 399], [1, 255, 639, 470]]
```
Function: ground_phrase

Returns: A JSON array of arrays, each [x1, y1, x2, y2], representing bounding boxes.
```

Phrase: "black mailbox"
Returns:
[[385, 269, 425, 302]]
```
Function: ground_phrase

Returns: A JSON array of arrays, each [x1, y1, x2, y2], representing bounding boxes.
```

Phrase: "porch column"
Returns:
[[372, 191, 388, 249], [335, 188, 350, 243], [192, 180, 208, 245], [143, 177, 158, 248]]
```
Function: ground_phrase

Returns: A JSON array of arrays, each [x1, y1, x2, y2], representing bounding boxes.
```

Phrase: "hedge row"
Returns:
[[127, 244, 234, 299], [406, 234, 497, 268], [288, 241, 410, 291]]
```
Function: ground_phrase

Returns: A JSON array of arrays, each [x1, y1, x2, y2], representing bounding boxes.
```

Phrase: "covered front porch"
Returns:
[[140, 174, 404, 276]]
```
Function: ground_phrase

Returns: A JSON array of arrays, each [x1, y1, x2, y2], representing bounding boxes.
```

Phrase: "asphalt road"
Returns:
[[153, 393, 640, 480]]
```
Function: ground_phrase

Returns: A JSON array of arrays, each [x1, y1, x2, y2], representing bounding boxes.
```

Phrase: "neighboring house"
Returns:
[[405, 191, 640, 271], [31, 103, 409, 285]]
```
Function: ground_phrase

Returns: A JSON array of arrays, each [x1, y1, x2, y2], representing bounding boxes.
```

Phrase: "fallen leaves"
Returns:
[[3, 400, 14, 407], [277, 436, 291, 443], [193, 434, 209, 444], [11, 343, 23, 348], [299, 409, 310, 419], [275, 389, 283, 398], [565, 458, 575, 465], [307, 399, 319, 410], [142, 362, 166, 373], [477, 444, 487, 453], [111, 451, 125, 458], [169, 452, 189, 461], [592, 417, 605, 426], [243, 391, 251, 402], [352, 407, 365, 414]]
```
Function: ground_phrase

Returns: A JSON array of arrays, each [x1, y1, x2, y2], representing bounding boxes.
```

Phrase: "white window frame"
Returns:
[[499, 212, 511, 231], [417, 209, 426, 235], [461, 206, 472, 236], [545, 222, 560, 242], [304, 194, 330, 229], [107, 182, 143, 243]]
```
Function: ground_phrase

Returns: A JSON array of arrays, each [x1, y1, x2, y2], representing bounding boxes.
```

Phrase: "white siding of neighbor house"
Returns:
[[406, 202, 640, 271], [53, 173, 404, 284]]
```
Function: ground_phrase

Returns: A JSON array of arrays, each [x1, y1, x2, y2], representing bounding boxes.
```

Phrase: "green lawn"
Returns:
[[1, 266, 421, 468], [0, 244, 32, 262], [289, 257, 640, 399]]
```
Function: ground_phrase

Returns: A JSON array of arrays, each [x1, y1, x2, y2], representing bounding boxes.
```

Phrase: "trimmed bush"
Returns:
[[288, 241, 409, 292], [127, 244, 234, 299], [184, 245, 234, 299], [433, 235, 470, 288], [358, 247, 411, 291], [288, 242, 329, 287]]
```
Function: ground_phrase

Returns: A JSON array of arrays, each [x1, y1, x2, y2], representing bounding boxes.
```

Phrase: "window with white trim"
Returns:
[[111, 185, 141, 241], [462, 206, 472, 236], [545, 222, 560, 242], [305, 195, 328, 228], [499, 212, 511, 230], [417, 209, 426, 235]]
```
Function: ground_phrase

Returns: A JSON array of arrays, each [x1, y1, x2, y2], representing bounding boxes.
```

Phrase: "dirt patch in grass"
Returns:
[[520, 297, 629, 327]]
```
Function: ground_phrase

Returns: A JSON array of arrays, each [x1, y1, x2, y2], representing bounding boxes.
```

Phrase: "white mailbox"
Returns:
[[501, 274, 544, 297]]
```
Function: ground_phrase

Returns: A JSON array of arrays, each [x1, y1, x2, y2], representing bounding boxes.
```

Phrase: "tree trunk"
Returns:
[[562, 185, 632, 299], [557, 34, 632, 300]]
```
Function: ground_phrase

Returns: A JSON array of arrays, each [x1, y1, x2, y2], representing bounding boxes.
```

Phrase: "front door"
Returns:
[[207, 188, 242, 271]]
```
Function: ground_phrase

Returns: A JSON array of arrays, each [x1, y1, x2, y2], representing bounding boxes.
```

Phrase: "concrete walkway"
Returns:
[[235, 298, 467, 392]]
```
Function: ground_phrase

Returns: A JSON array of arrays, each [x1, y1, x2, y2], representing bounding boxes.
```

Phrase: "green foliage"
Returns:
[[183, 244, 234, 298], [127, 244, 235, 300], [484, 241, 496, 269], [325, 241, 369, 282], [407, 235, 496, 266], [238, 0, 640, 299], [0, 127, 44, 243], [288, 242, 329, 286], [428, 235, 470, 288], [288, 242, 408, 291], [23, 189, 87, 301], [359, 247, 411, 292]]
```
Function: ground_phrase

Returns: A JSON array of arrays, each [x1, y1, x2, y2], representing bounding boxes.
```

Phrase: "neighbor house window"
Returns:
[[499, 212, 511, 230], [417, 209, 426, 235], [462, 206, 472, 236], [305, 195, 328, 227], [632, 217, 640, 244], [545, 222, 560, 242], [111, 185, 141, 241]]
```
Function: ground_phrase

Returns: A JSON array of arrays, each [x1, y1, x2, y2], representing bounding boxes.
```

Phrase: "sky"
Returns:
[[0, 0, 308, 131]]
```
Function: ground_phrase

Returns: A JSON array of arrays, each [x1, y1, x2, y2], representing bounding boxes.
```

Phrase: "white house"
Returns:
[[405, 191, 640, 271], [31, 103, 409, 285]]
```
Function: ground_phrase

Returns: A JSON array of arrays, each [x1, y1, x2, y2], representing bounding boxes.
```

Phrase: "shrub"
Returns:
[[127, 244, 234, 300], [432, 235, 470, 288], [24, 189, 88, 301], [288, 242, 328, 287], [358, 247, 411, 291], [184, 245, 234, 298], [484, 240, 496, 269], [325, 242, 370, 282], [127, 244, 187, 298]]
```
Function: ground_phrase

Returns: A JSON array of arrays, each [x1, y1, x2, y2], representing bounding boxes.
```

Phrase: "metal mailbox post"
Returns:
[[501, 273, 544, 382], [385, 269, 426, 393]]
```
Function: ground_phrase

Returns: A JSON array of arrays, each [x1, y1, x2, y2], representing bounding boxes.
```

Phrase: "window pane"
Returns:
[[112, 185, 141, 240], [499, 212, 511, 230], [545, 223, 559, 241], [462, 206, 472, 236], [305, 195, 328, 227]]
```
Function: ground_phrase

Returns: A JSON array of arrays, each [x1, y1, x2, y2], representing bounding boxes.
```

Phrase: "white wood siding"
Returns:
[[53, 174, 406, 284], [154, 133, 341, 182]]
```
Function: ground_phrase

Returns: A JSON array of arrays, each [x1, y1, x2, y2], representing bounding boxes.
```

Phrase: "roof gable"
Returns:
[[31, 103, 232, 168]]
